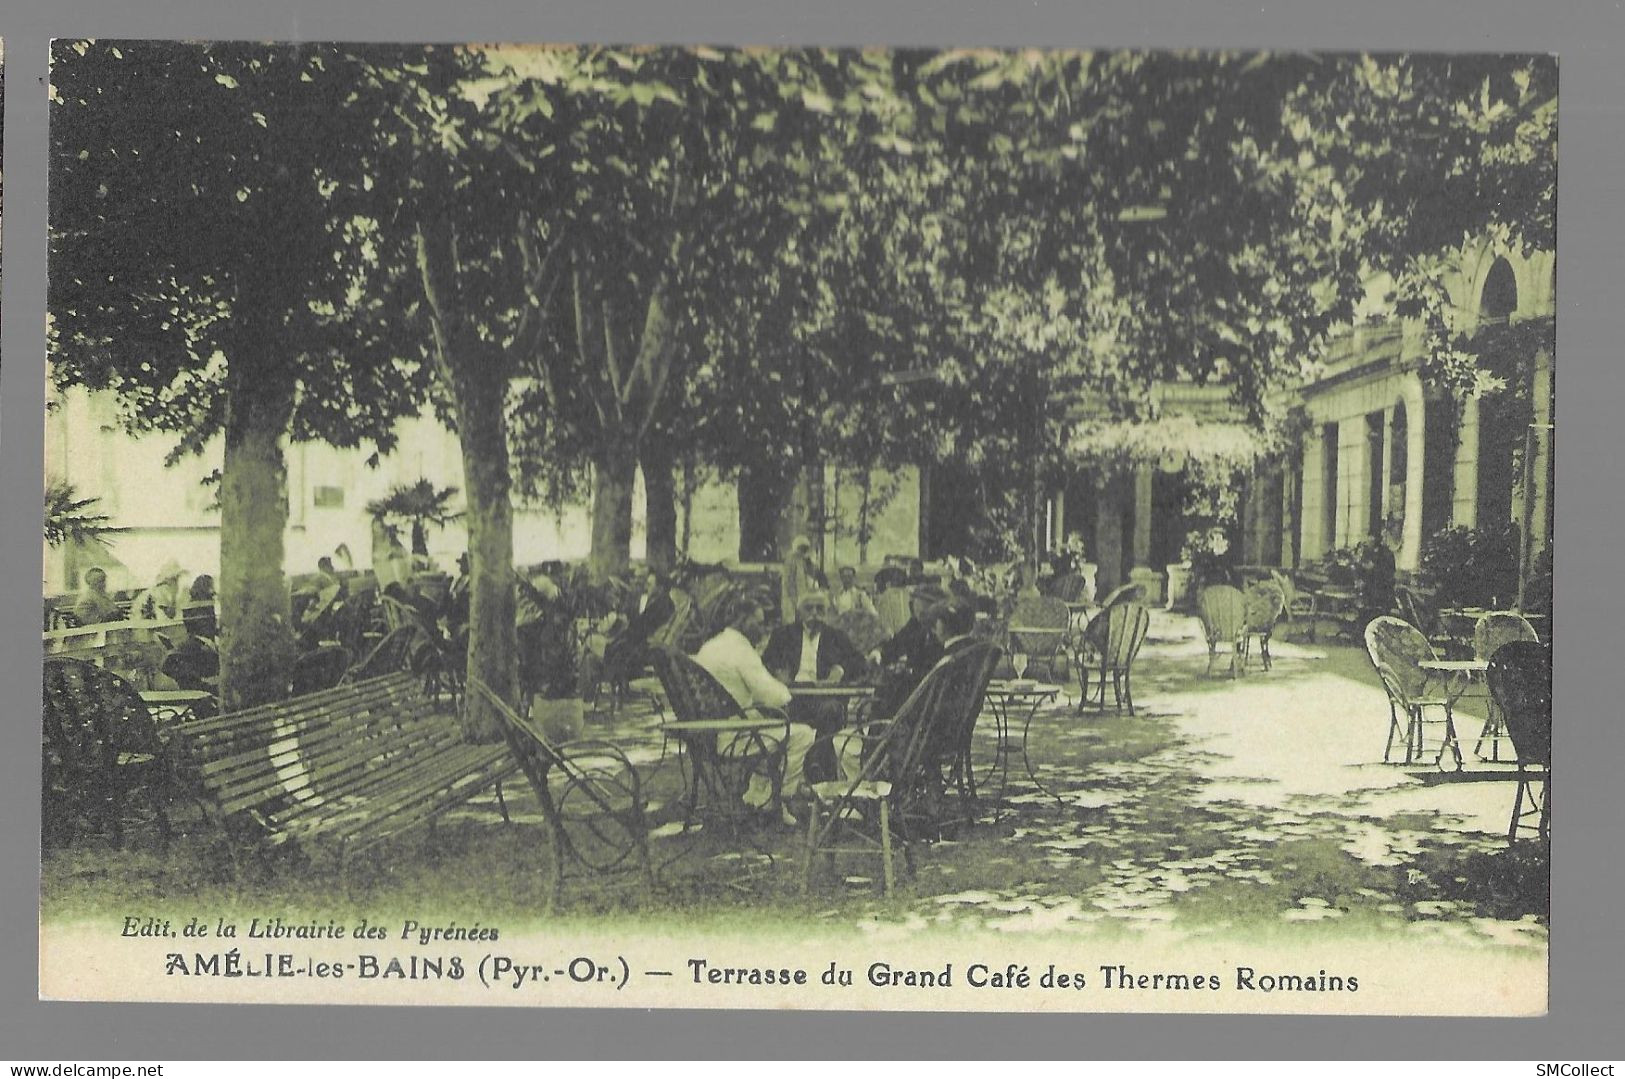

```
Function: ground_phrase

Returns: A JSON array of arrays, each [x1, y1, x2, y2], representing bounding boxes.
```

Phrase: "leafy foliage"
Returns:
[[1420, 523, 1522, 609], [365, 479, 462, 556], [44, 480, 125, 548]]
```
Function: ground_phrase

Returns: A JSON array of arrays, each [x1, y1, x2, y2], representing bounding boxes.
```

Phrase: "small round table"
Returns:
[[1417, 658, 1489, 771], [979, 679, 1063, 807], [662, 716, 792, 839]]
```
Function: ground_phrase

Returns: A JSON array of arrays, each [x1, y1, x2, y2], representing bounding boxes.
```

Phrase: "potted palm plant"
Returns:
[[365, 479, 462, 560]]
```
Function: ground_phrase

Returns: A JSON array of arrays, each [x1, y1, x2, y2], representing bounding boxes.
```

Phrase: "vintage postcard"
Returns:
[[41, 40, 1553, 1013]]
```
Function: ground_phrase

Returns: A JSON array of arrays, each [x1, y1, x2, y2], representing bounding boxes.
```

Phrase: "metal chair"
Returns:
[[469, 677, 653, 904], [1473, 612, 1539, 759], [1363, 616, 1458, 766], [1198, 585, 1249, 677], [1486, 641, 1550, 842], [1076, 602, 1151, 715], [1396, 584, 1459, 656], [42, 658, 171, 849], [343, 625, 417, 683]]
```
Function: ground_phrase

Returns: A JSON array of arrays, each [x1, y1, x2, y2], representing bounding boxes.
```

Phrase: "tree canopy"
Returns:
[[48, 41, 1556, 708]]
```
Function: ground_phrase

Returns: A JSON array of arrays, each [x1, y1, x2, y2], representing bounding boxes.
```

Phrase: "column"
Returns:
[[1379, 405, 1395, 527], [1454, 396, 1480, 528], [1093, 472, 1126, 594], [1402, 379, 1427, 571], [1128, 464, 1163, 604]]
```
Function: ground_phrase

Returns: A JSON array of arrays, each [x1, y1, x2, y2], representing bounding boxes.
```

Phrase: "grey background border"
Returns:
[[2, 0, 1620, 1060]]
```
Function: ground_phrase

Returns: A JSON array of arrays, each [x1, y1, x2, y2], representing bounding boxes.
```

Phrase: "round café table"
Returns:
[[1417, 658, 1490, 771], [662, 716, 792, 845], [978, 679, 1063, 809]]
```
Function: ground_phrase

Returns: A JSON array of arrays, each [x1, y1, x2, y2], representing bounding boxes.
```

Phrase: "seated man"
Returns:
[[871, 584, 948, 720], [932, 596, 980, 655], [760, 591, 868, 785], [603, 568, 680, 691], [832, 565, 876, 617], [694, 596, 818, 826]]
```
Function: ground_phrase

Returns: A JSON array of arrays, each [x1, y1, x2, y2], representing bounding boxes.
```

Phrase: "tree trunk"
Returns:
[[589, 441, 637, 581], [642, 449, 677, 574], [416, 223, 512, 743], [775, 466, 813, 564], [455, 380, 517, 744], [216, 368, 298, 713], [858, 468, 874, 565], [679, 458, 696, 559], [737, 461, 786, 563]]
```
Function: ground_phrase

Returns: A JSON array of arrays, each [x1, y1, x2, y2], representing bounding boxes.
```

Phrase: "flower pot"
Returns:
[[1165, 562, 1194, 610], [531, 696, 586, 744]]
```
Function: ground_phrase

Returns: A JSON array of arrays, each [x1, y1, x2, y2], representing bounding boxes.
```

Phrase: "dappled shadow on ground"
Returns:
[[42, 611, 1546, 954]]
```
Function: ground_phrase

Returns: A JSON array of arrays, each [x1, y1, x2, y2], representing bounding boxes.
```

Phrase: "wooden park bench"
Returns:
[[170, 671, 518, 875]]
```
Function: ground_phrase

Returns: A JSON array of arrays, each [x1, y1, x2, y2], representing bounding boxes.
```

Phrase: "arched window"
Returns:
[[1481, 258, 1518, 325]]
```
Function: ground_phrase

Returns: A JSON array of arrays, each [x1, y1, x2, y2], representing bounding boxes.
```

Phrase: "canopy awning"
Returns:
[[1065, 415, 1276, 473]]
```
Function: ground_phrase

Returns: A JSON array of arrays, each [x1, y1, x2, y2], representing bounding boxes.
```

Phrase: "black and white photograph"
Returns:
[[40, 40, 1554, 1013]]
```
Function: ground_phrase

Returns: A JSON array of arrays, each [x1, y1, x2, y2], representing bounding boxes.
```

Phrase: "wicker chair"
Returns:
[[42, 658, 172, 849], [1363, 616, 1458, 766], [1198, 585, 1249, 677], [1242, 579, 1287, 672], [802, 641, 1000, 895], [834, 608, 889, 658], [1008, 594, 1070, 681], [1075, 602, 1151, 715], [1472, 612, 1539, 760], [1486, 641, 1550, 842]]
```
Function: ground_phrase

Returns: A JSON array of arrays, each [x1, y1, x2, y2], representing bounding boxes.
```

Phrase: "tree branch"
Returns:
[[571, 263, 611, 434], [513, 219, 568, 352]]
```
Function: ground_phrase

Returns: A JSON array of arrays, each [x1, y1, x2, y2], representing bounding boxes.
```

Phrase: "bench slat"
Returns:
[[194, 695, 440, 786], [210, 717, 464, 817], [297, 743, 513, 841], [248, 723, 473, 823], [176, 674, 419, 741], [338, 750, 518, 854]]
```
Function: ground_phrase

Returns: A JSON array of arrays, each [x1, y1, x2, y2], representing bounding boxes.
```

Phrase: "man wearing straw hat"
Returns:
[[131, 559, 185, 621]]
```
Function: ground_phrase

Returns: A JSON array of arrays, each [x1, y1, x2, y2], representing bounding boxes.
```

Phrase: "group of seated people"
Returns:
[[69, 559, 201, 627], [692, 582, 982, 827]]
